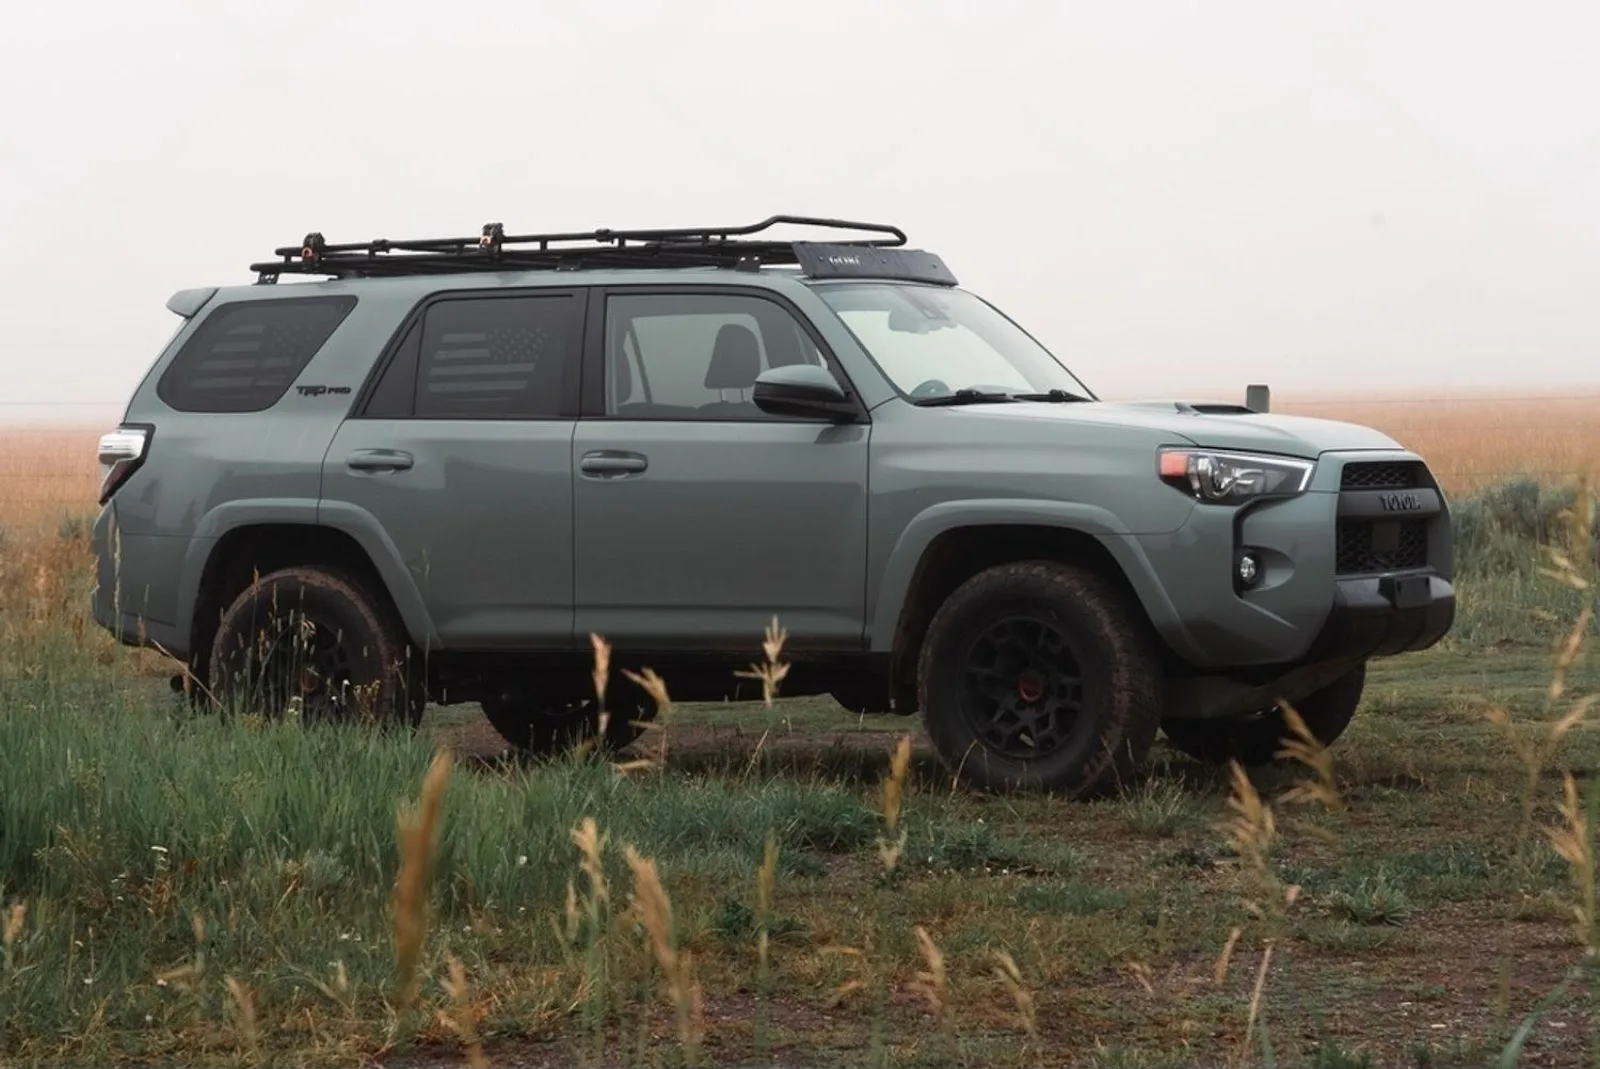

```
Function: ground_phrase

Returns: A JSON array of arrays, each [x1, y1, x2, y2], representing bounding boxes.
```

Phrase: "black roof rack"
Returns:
[[248, 214, 958, 286]]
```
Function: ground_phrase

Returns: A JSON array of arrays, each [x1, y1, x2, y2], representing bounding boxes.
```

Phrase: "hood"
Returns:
[[943, 398, 1404, 458], [1104, 400, 1404, 456]]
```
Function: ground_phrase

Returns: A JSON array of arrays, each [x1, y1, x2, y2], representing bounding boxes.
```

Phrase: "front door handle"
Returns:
[[347, 448, 414, 473], [579, 450, 648, 478]]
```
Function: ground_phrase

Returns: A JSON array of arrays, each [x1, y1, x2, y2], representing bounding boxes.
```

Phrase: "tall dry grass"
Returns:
[[0, 428, 101, 532], [1271, 394, 1600, 493]]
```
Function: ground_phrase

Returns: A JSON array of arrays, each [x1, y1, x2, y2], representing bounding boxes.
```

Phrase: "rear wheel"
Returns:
[[206, 566, 423, 726], [480, 691, 654, 757], [1161, 664, 1366, 766], [916, 561, 1163, 795]]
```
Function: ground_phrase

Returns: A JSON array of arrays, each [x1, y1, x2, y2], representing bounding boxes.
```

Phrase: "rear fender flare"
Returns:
[[178, 500, 440, 653]]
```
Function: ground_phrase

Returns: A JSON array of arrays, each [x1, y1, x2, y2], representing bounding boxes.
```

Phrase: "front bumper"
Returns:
[[1304, 572, 1455, 662], [1123, 449, 1455, 669]]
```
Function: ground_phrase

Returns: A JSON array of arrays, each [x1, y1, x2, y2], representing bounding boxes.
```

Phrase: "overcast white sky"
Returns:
[[3, 0, 1599, 422]]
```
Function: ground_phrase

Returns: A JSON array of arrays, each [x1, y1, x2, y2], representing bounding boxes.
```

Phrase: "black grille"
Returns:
[[1340, 461, 1427, 491], [1336, 520, 1429, 574]]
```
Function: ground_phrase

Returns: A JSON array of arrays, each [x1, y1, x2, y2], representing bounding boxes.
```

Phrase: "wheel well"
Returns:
[[888, 525, 1150, 710], [189, 524, 397, 674]]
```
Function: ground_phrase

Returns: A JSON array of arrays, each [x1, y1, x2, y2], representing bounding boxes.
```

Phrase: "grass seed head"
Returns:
[[911, 925, 949, 1021], [224, 975, 259, 1056], [591, 632, 611, 734], [877, 740, 913, 876], [571, 816, 609, 907], [1275, 701, 1343, 811], [990, 949, 1037, 1037], [1224, 760, 1276, 877], [624, 666, 674, 764], [883, 734, 913, 832], [735, 616, 792, 708], [440, 956, 488, 1069], [623, 845, 701, 1062], [1215, 925, 1243, 984], [3, 902, 23, 955], [1546, 772, 1598, 953], [624, 666, 672, 719], [590, 632, 611, 705], [393, 748, 453, 1007]]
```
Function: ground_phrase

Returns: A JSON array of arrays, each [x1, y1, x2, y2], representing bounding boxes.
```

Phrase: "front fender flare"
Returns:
[[866, 499, 1189, 654]]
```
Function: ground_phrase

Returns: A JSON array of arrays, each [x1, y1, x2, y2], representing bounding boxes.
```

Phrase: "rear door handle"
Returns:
[[579, 450, 648, 477], [346, 448, 414, 473]]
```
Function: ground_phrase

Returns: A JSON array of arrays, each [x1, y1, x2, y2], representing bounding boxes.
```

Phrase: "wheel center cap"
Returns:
[[1017, 671, 1044, 703]]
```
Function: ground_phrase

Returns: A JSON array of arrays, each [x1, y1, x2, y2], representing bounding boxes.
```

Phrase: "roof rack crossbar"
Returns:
[[250, 215, 915, 282]]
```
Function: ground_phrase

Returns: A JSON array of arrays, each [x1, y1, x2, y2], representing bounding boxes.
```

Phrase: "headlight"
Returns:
[[1158, 448, 1314, 503]]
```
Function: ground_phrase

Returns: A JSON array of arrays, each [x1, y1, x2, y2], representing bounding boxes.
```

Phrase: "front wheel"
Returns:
[[916, 561, 1164, 795], [1160, 664, 1366, 766]]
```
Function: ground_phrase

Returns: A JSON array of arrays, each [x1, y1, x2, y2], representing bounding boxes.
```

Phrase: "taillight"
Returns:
[[98, 424, 153, 505]]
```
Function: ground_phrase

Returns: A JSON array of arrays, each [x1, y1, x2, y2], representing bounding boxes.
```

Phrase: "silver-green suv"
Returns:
[[90, 215, 1454, 795]]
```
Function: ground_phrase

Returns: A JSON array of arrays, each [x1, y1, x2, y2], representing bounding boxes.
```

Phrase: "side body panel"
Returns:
[[570, 420, 871, 649], [319, 285, 590, 651], [570, 283, 873, 651], [320, 420, 578, 649]]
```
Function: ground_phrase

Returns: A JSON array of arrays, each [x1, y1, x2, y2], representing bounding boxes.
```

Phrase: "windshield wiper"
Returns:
[[911, 388, 1018, 407], [1010, 388, 1091, 403]]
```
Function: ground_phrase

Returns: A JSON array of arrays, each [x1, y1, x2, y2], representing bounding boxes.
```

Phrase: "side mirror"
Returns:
[[752, 364, 857, 422]]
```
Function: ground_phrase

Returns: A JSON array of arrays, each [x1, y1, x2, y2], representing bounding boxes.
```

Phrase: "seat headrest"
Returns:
[[704, 323, 761, 390]]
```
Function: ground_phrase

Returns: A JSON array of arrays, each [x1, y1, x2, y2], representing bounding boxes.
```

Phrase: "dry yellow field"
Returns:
[[0, 394, 1596, 533], [0, 427, 101, 530], [1272, 394, 1600, 491]]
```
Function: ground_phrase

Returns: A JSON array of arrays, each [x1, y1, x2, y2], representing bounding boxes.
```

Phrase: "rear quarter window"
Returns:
[[156, 295, 357, 413]]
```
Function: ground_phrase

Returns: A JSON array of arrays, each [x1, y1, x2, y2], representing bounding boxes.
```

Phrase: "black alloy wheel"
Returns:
[[917, 561, 1163, 795], [961, 615, 1086, 760], [207, 566, 422, 727]]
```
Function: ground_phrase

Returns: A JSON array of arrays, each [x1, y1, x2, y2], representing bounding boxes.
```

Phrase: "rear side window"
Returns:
[[156, 295, 356, 413], [360, 293, 579, 419]]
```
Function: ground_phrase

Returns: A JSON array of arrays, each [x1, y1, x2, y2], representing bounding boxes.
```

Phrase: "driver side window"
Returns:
[[604, 292, 825, 420]]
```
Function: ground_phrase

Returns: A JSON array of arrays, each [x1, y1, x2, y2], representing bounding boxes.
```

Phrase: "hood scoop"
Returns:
[[1177, 401, 1256, 416], [1110, 400, 1260, 416]]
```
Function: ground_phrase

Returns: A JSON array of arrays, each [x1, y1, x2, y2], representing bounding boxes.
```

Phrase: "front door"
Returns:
[[321, 288, 586, 650], [571, 287, 871, 651]]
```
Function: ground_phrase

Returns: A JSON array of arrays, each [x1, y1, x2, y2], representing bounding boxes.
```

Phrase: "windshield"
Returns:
[[814, 283, 1094, 403]]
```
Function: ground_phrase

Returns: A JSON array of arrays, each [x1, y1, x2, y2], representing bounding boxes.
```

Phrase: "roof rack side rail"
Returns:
[[262, 215, 904, 260], [249, 215, 920, 282]]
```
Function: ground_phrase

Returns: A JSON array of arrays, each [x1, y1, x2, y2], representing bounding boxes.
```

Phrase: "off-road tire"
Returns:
[[480, 693, 654, 757], [1161, 664, 1366, 766], [206, 566, 423, 726], [916, 560, 1163, 795]]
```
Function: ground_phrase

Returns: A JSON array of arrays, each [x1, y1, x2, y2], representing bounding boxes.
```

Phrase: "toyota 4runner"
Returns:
[[90, 215, 1455, 795]]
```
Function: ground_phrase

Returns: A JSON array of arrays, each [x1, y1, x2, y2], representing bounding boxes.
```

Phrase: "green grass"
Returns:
[[0, 477, 1597, 1066]]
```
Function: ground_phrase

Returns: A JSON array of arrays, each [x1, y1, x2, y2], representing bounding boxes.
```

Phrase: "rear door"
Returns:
[[320, 287, 586, 650], [570, 286, 871, 651]]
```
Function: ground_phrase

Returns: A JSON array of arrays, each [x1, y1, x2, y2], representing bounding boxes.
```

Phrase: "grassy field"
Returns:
[[0, 399, 1597, 1067]]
